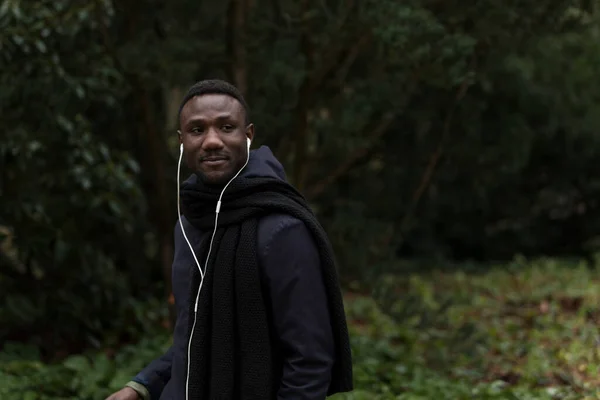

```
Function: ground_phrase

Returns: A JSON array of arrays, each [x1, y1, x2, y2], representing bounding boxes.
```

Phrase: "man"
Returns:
[[107, 79, 353, 400]]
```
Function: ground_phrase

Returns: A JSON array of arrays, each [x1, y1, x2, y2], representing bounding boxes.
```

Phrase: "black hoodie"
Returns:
[[130, 146, 338, 399]]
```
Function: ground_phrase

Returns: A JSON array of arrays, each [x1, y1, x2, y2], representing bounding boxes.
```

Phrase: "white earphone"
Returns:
[[177, 135, 251, 284], [179, 134, 251, 400]]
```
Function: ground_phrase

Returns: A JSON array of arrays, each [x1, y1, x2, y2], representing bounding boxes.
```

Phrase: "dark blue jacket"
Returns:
[[132, 146, 335, 399]]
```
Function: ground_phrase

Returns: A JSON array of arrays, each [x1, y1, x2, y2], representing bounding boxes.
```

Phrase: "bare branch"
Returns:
[[288, 0, 314, 191], [305, 69, 421, 200], [332, 32, 372, 87], [306, 0, 357, 92], [396, 77, 472, 245], [306, 111, 397, 200]]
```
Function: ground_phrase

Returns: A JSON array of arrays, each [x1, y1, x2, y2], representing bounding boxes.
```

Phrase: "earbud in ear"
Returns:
[[180, 143, 183, 153], [247, 137, 251, 150]]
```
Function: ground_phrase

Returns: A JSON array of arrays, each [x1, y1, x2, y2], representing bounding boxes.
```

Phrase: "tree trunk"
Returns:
[[227, 0, 249, 96], [291, 0, 313, 191], [134, 84, 175, 327]]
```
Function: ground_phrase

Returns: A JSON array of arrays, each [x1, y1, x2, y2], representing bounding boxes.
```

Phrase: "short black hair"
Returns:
[[178, 79, 250, 125]]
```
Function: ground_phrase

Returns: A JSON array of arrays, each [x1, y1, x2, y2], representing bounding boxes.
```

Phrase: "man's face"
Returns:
[[179, 94, 254, 185]]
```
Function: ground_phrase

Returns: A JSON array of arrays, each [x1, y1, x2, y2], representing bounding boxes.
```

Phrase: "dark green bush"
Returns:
[[3, 257, 600, 399]]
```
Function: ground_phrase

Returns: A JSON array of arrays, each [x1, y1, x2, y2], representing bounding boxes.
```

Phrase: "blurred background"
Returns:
[[1, 0, 600, 399]]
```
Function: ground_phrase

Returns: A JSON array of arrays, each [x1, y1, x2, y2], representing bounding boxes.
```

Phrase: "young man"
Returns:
[[107, 79, 353, 400]]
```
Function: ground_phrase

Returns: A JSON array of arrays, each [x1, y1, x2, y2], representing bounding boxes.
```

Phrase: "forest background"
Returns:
[[2, 1, 600, 399]]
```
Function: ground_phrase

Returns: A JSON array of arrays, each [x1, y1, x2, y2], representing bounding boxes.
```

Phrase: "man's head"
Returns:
[[178, 79, 254, 185]]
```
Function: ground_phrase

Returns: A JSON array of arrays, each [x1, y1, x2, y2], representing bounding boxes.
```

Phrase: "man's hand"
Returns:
[[105, 387, 140, 400]]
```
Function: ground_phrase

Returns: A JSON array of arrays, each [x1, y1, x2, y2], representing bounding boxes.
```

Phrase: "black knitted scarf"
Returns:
[[180, 174, 353, 399]]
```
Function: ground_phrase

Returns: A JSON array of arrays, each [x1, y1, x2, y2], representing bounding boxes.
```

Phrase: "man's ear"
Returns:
[[177, 130, 183, 145], [245, 123, 255, 143]]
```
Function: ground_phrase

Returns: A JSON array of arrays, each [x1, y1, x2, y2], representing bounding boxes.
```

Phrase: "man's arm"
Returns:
[[125, 345, 174, 400], [261, 219, 335, 400], [106, 345, 173, 400], [116, 218, 193, 400], [123, 261, 191, 399]]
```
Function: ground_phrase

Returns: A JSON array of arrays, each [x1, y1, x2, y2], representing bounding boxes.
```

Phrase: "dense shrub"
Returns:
[[2, 257, 600, 399]]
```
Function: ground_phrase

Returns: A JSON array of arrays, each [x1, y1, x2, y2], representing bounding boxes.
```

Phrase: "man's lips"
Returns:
[[200, 156, 228, 167]]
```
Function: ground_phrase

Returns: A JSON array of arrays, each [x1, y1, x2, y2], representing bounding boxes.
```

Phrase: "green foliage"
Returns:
[[3, 257, 600, 399], [0, 0, 157, 352], [2, 0, 600, 387], [334, 256, 600, 399], [0, 335, 171, 400]]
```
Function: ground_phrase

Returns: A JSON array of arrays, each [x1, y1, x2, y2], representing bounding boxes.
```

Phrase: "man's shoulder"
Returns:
[[257, 213, 312, 255], [257, 213, 308, 255], [256, 212, 321, 274]]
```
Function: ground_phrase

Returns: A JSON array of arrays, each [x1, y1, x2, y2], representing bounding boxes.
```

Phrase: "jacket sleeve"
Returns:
[[129, 220, 191, 399], [129, 273, 190, 399], [261, 220, 335, 400], [130, 344, 173, 400]]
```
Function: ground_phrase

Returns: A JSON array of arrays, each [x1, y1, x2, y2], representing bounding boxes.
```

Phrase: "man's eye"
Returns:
[[191, 127, 203, 133], [222, 125, 234, 131]]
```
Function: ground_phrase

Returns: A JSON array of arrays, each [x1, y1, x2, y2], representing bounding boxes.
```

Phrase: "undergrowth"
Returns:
[[2, 257, 600, 399]]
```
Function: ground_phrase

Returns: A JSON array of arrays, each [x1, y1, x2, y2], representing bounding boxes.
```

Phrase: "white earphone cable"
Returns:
[[177, 144, 204, 281], [181, 138, 251, 400]]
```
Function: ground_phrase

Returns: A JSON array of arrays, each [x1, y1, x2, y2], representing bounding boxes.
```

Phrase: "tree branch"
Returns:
[[396, 77, 472, 245], [290, 0, 313, 191], [332, 32, 372, 87], [306, 0, 357, 93], [281, 0, 367, 188], [305, 70, 421, 200], [306, 111, 397, 200]]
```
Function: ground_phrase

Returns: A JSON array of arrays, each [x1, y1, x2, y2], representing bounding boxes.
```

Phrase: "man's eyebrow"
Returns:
[[185, 116, 205, 124], [213, 113, 234, 120], [185, 113, 234, 124]]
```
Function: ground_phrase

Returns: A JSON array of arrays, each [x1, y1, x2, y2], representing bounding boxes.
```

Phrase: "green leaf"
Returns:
[[62, 355, 90, 372]]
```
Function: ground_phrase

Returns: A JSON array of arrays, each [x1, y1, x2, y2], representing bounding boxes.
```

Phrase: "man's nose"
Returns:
[[202, 128, 224, 150]]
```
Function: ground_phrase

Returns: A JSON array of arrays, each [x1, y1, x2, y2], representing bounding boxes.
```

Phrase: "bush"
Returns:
[[0, 335, 171, 400], [2, 256, 600, 399]]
